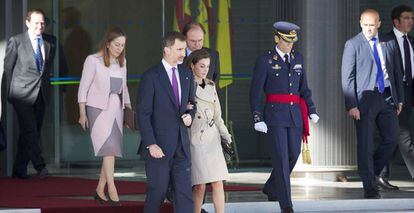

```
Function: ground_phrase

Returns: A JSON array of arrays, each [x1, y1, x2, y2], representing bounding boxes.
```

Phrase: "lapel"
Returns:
[[23, 32, 38, 70], [196, 83, 214, 103], [272, 49, 288, 71], [359, 32, 376, 61], [157, 63, 179, 110], [378, 33, 387, 64], [289, 51, 297, 70], [409, 35, 414, 49], [179, 66, 189, 112], [390, 31, 403, 63], [43, 36, 51, 63]]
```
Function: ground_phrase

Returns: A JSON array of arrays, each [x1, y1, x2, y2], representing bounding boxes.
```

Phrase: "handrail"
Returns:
[[49, 74, 253, 85]]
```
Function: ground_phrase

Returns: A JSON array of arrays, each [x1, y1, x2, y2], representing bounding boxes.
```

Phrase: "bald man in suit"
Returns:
[[341, 9, 403, 199]]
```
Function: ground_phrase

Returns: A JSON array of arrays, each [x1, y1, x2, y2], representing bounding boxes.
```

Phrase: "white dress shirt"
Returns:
[[28, 31, 45, 61], [186, 48, 192, 57], [275, 46, 289, 63], [366, 34, 390, 88], [162, 59, 182, 103], [393, 27, 414, 81]]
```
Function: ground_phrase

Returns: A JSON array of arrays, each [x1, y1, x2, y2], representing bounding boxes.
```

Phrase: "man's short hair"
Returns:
[[162, 31, 186, 49], [26, 9, 46, 22], [391, 5, 413, 21], [182, 21, 206, 36]]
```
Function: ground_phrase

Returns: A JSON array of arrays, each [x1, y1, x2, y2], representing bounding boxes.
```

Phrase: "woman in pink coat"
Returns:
[[78, 27, 131, 205]]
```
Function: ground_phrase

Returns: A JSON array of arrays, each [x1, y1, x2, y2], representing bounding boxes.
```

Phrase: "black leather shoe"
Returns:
[[262, 188, 278, 201], [281, 207, 294, 213], [200, 208, 209, 213], [377, 177, 399, 190], [37, 168, 48, 179], [12, 172, 30, 179], [364, 190, 381, 199]]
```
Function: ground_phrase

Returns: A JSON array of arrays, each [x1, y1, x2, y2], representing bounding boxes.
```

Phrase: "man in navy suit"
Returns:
[[341, 9, 403, 199], [250, 21, 318, 213], [378, 4, 414, 190], [137, 31, 196, 213]]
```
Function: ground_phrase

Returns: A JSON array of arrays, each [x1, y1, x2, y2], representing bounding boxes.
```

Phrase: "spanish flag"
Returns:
[[216, 0, 233, 88], [196, 0, 212, 48], [173, 0, 191, 32]]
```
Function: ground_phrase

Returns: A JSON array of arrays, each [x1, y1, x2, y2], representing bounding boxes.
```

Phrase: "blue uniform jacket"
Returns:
[[249, 49, 316, 127]]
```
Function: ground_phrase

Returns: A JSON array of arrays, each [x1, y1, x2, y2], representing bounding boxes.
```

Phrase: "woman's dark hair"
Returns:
[[185, 49, 210, 69], [391, 5, 413, 21]]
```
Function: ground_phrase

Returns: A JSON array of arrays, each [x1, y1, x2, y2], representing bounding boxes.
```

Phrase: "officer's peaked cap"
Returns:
[[273, 21, 300, 43]]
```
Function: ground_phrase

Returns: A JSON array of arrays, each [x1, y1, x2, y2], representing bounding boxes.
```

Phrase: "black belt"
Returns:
[[373, 86, 390, 92]]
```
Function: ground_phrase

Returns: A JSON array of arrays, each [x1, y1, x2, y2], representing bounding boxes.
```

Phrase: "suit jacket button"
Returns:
[[201, 130, 204, 133], [198, 116, 201, 119], [289, 83, 292, 86], [290, 102, 293, 105]]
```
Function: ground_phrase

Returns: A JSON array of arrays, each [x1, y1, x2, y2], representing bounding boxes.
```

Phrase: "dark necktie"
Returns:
[[35, 37, 44, 72], [284, 54, 290, 69], [371, 37, 384, 93], [171, 67, 180, 109], [403, 35, 412, 87]]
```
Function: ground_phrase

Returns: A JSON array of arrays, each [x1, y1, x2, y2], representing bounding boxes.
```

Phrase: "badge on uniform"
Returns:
[[293, 64, 302, 70], [272, 64, 281, 70]]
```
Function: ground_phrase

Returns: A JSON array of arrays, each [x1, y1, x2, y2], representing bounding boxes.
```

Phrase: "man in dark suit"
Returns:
[[3, 9, 56, 179], [137, 31, 196, 213], [250, 21, 318, 213], [378, 4, 414, 190], [341, 9, 403, 199], [182, 22, 220, 85]]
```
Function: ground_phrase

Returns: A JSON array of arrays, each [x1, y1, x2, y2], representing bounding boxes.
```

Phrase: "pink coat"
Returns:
[[78, 54, 131, 109]]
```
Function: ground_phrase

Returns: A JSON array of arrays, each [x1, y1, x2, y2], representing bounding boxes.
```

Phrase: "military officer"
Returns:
[[249, 21, 319, 213]]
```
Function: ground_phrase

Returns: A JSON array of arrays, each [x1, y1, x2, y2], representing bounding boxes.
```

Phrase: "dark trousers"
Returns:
[[144, 142, 194, 213], [380, 84, 414, 179], [264, 126, 301, 209], [12, 93, 46, 175], [355, 88, 399, 192]]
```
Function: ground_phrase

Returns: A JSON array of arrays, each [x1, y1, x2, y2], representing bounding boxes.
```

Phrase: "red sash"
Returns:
[[266, 94, 309, 143]]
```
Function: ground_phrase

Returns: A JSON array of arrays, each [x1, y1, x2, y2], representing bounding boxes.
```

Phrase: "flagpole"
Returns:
[[162, 0, 165, 36]]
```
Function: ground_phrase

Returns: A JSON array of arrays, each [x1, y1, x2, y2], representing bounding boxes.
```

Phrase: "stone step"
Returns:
[[202, 198, 414, 212]]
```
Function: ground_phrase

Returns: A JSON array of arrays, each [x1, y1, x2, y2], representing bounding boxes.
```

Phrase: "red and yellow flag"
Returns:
[[216, 0, 233, 88], [196, 0, 212, 47], [173, 0, 191, 32]]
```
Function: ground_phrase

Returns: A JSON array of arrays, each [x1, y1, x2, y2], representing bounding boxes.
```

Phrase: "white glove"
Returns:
[[254, 122, 268, 133], [225, 134, 232, 144], [310, 114, 319, 124]]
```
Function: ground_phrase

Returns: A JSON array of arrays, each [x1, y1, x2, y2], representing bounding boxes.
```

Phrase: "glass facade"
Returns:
[[26, 0, 279, 166], [10, 0, 412, 171]]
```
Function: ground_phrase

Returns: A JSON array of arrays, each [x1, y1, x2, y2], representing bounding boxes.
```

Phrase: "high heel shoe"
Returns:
[[94, 191, 107, 204], [107, 196, 122, 206]]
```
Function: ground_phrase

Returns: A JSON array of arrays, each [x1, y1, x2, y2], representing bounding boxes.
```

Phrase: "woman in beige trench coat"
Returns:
[[186, 49, 232, 213]]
